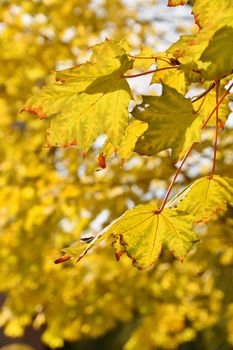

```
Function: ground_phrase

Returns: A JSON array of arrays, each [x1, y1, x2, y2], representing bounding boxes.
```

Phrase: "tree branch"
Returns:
[[209, 81, 220, 179]]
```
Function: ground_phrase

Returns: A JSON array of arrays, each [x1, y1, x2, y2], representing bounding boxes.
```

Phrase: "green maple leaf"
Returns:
[[134, 85, 201, 160], [170, 175, 233, 223], [200, 26, 233, 80], [22, 40, 133, 153], [59, 204, 197, 270]]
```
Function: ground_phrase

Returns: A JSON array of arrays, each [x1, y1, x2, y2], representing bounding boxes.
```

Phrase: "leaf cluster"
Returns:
[[1, 0, 233, 349]]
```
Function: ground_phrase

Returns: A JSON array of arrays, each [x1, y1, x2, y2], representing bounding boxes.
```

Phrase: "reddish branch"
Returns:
[[202, 82, 233, 129], [122, 62, 232, 212], [122, 66, 178, 79], [209, 81, 220, 179], [158, 81, 233, 212], [191, 81, 216, 103], [156, 145, 195, 213]]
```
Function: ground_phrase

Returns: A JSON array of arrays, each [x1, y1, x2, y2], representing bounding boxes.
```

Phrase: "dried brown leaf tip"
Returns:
[[54, 255, 71, 264], [21, 106, 46, 120], [178, 256, 184, 263], [115, 250, 125, 261], [98, 153, 106, 169], [218, 120, 225, 129], [167, 0, 187, 7], [70, 139, 78, 146]]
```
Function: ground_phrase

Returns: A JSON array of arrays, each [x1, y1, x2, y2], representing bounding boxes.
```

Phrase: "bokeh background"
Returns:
[[0, 0, 233, 349]]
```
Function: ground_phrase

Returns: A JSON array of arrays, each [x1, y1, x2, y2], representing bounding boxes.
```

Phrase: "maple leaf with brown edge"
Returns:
[[22, 40, 133, 155], [56, 204, 198, 270]]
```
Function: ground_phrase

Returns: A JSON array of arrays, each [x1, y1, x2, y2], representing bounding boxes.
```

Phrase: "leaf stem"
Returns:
[[122, 66, 178, 79], [202, 82, 233, 129], [157, 81, 232, 213], [157, 145, 195, 213], [128, 54, 172, 65], [192, 81, 216, 103], [194, 93, 207, 114], [209, 81, 220, 179]]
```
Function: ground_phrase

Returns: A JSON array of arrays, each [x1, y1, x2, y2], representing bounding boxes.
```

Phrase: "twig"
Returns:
[[202, 82, 233, 129], [192, 81, 216, 103], [122, 66, 178, 79], [156, 81, 233, 212], [209, 81, 220, 178], [156, 145, 195, 213]]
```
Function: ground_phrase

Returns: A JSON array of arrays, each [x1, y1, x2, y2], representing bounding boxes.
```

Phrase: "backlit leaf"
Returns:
[[100, 119, 148, 161], [175, 175, 233, 223], [59, 229, 109, 263], [193, 84, 232, 127], [63, 204, 198, 270], [131, 47, 156, 71], [110, 205, 197, 269], [152, 59, 187, 94], [192, 0, 233, 29], [167, 0, 233, 80], [22, 40, 134, 153]]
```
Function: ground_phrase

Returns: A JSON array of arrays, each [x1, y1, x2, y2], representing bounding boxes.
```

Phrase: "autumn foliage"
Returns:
[[1, 0, 233, 349]]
